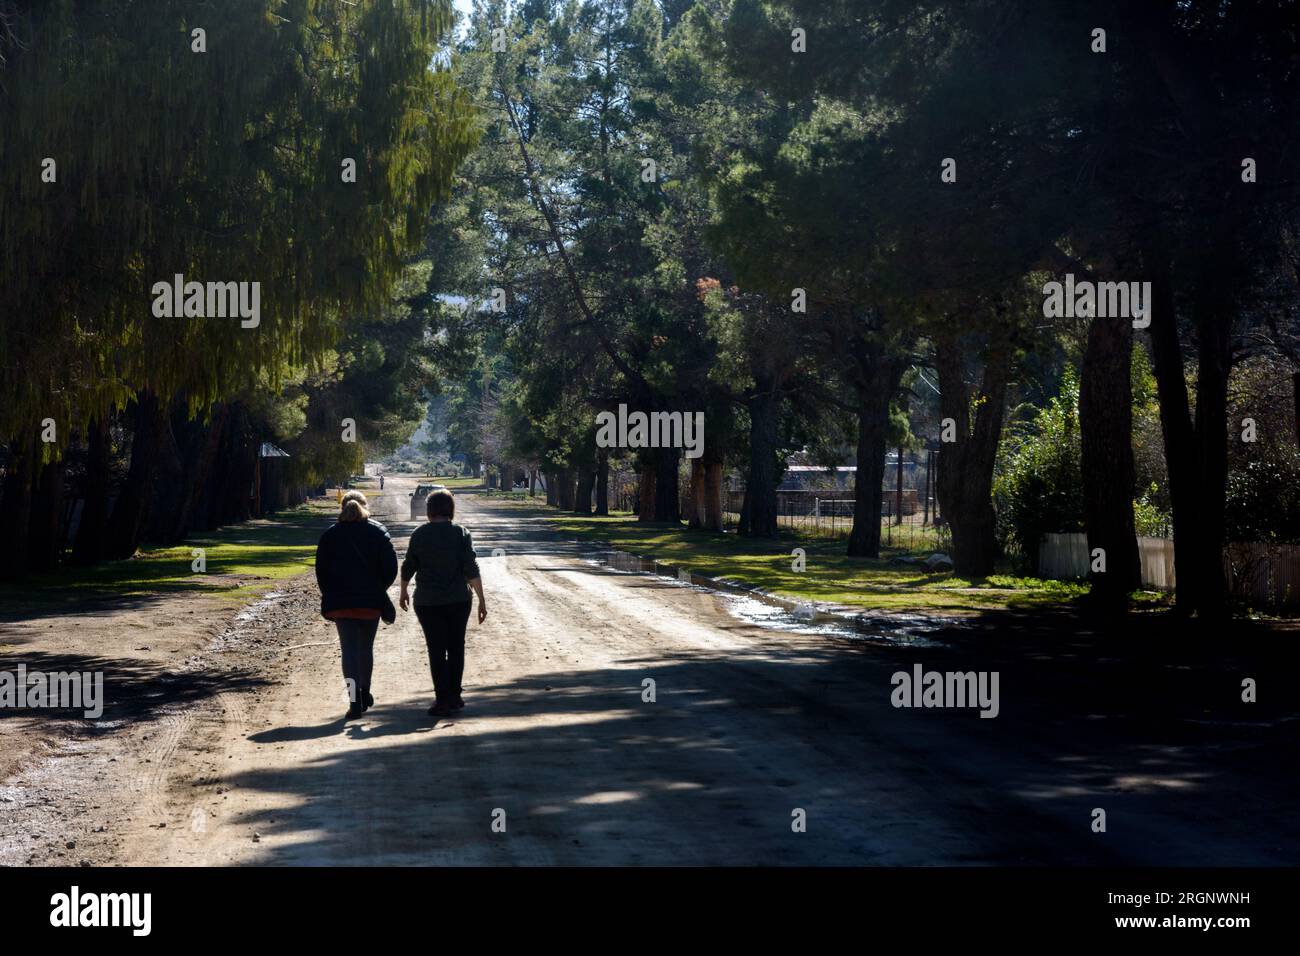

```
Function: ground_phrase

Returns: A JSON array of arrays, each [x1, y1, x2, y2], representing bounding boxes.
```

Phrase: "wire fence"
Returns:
[[720, 488, 951, 552], [604, 452, 953, 552]]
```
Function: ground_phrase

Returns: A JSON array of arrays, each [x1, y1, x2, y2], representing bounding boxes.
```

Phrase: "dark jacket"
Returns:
[[315, 518, 399, 618], [400, 520, 481, 606]]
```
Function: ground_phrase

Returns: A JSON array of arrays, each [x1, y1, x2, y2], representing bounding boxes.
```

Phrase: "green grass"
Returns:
[[539, 509, 1088, 612], [0, 501, 335, 613], [426, 475, 485, 489]]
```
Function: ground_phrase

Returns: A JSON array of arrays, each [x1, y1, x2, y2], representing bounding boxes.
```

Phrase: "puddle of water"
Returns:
[[232, 590, 287, 624], [584, 550, 950, 647]]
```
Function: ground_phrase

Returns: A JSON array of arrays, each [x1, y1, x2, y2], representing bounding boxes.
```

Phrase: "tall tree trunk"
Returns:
[[573, 464, 595, 515], [0, 432, 38, 579], [652, 445, 680, 522], [933, 330, 1010, 576], [741, 387, 779, 537], [145, 400, 186, 543], [687, 458, 706, 529], [28, 456, 65, 572], [703, 459, 725, 532], [105, 389, 164, 559], [198, 402, 254, 530], [1079, 314, 1141, 611], [167, 404, 228, 543], [637, 461, 656, 521], [555, 467, 576, 510], [1145, 255, 1202, 617], [1141, 223, 1237, 620], [847, 381, 890, 557], [595, 454, 609, 515], [545, 472, 557, 507], [72, 413, 111, 565], [229, 406, 258, 525], [1190, 283, 1231, 619], [847, 341, 904, 558]]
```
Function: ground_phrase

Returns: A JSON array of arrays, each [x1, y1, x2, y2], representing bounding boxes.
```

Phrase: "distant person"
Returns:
[[379, 474, 385, 490], [315, 491, 398, 720], [400, 489, 487, 717]]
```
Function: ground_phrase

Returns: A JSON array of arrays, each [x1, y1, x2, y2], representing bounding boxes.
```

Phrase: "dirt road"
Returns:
[[3, 475, 1297, 866]]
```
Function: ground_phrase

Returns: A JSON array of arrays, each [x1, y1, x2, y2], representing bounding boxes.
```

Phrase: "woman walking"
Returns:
[[315, 491, 398, 720], [400, 489, 487, 717]]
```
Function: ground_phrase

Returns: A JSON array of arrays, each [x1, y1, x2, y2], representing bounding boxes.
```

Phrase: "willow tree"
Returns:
[[0, 0, 477, 571]]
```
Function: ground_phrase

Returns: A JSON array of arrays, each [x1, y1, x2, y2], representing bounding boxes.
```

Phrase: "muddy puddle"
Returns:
[[232, 590, 287, 624], [584, 550, 952, 648]]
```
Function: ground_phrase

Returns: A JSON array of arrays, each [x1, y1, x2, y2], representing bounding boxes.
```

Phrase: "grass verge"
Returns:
[[0, 500, 337, 614], [425, 475, 485, 489], [536, 509, 1090, 613]]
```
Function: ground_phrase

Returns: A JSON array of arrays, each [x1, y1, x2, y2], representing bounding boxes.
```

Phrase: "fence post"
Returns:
[[895, 444, 904, 526]]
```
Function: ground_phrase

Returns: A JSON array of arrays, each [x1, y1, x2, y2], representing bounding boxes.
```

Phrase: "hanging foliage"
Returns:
[[0, 0, 479, 447]]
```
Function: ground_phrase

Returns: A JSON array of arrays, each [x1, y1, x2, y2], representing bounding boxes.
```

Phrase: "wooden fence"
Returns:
[[1224, 542, 1300, 608], [1039, 533, 1300, 607]]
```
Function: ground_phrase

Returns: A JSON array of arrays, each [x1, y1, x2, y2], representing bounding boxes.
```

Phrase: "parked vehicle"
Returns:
[[408, 483, 446, 520]]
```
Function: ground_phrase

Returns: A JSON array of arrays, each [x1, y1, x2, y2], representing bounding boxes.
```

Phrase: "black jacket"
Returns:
[[400, 521, 481, 606], [315, 518, 399, 618]]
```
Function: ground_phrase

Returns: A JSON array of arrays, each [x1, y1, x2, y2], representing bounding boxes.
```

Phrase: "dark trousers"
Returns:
[[415, 601, 471, 702], [334, 617, 378, 703]]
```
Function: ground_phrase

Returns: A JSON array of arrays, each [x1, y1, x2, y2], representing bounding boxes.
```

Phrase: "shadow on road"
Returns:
[[0, 650, 270, 730], [221, 613, 1300, 866]]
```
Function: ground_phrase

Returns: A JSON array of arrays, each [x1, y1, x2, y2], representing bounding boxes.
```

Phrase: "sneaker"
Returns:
[[450, 696, 465, 711], [345, 702, 365, 720], [427, 701, 452, 718], [363, 689, 374, 711]]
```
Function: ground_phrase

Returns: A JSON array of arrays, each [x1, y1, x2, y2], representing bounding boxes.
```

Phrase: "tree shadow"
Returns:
[[216, 619, 1300, 866], [0, 650, 269, 730]]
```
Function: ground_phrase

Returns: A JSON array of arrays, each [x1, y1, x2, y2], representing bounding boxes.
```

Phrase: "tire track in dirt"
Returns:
[[446, 530, 1116, 865], [12, 485, 1297, 866]]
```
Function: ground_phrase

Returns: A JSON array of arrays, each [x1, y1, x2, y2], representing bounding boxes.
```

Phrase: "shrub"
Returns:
[[994, 369, 1085, 572]]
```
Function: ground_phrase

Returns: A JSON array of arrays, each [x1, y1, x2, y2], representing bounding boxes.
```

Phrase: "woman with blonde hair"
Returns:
[[315, 490, 398, 719]]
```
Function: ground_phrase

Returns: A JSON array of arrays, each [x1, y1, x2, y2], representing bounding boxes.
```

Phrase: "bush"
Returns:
[[1226, 356, 1300, 543], [1226, 452, 1300, 542], [994, 369, 1085, 571], [1133, 484, 1171, 538]]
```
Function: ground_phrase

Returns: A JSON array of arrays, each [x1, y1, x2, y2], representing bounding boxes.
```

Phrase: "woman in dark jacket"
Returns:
[[315, 491, 398, 719], [399, 489, 487, 718]]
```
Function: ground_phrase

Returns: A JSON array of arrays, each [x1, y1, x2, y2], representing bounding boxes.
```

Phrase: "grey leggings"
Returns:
[[335, 617, 379, 702]]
